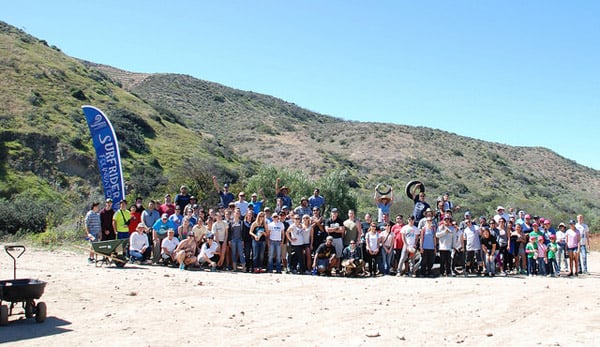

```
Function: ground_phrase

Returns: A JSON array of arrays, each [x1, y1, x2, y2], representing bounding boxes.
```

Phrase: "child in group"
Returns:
[[547, 235, 558, 277], [536, 236, 547, 276], [525, 236, 537, 276]]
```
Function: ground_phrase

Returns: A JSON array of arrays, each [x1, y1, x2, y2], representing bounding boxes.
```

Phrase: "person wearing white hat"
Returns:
[[129, 223, 151, 263], [493, 206, 510, 225]]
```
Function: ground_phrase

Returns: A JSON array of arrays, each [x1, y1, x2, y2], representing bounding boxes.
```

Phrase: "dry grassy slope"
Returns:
[[93, 65, 600, 213]]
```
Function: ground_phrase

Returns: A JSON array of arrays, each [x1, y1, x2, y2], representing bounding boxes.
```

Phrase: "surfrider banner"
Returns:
[[82, 105, 126, 211]]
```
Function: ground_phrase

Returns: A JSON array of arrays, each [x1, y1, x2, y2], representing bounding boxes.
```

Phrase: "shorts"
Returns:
[[567, 247, 578, 252], [332, 238, 343, 258]]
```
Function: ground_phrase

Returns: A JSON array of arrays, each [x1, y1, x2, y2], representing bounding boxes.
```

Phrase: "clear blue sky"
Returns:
[[4, 1, 599, 169]]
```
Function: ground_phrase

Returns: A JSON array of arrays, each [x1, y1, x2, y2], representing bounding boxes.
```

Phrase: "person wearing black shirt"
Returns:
[[325, 208, 345, 269], [480, 226, 498, 276], [312, 236, 338, 275]]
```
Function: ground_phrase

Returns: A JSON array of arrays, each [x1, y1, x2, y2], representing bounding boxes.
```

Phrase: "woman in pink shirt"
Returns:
[[565, 220, 580, 277]]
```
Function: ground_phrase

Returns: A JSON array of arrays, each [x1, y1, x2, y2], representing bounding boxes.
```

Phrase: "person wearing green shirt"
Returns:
[[547, 235, 558, 277], [112, 199, 131, 240], [525, 236, 537, 276]]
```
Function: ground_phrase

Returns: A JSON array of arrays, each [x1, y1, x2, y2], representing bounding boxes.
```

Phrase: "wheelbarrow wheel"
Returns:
[[114, 256, 126, 268], [35, 302, 46, 323], [25, 300, 35, 318], [0, 305, 8, 326]]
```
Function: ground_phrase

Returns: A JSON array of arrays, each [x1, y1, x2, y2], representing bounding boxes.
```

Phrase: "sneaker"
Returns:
[[88, 257, 95, 264], [179, 263, 185, 271]]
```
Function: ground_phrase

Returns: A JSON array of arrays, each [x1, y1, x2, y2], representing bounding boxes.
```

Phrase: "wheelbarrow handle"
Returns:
[[5, 245, 25, 280], [5, 245, 26, 259]]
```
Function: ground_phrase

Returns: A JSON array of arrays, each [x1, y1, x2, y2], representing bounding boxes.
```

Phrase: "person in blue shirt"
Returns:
[[308, 188, 325, 212], [152, 213, 177, 264]]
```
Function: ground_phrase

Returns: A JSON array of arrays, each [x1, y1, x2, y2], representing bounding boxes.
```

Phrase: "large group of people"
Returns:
[[83, 178, 592, 278]]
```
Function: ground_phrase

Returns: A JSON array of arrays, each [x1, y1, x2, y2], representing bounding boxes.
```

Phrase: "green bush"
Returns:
[[244, 166, 357, 215], [0, 196, 54, 235]]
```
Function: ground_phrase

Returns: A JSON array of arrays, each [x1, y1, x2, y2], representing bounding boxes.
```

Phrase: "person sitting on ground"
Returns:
[[199, 233, 221, 271], [129, 223, 151, 263], [341, 240, 364, 277], [174, 230, 200, 270], [161, 229, 180, 266], [312, 236, 338, 276]]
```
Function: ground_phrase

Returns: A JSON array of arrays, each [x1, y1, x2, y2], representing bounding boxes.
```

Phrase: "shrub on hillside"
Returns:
[[0, 197, 53, 235]]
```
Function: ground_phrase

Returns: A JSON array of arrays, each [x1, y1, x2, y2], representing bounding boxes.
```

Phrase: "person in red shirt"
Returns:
[[391, 214, 405, 274], [158, 194, 176, 216], [128, 204, 141, 234]]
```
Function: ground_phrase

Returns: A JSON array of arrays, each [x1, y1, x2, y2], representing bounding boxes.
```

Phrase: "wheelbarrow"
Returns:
[[89, 239, 129, 268], [0, 245, 47, 326]]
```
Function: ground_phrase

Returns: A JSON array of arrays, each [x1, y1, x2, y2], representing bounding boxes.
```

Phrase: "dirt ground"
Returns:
[[0, 247, 599, 346]]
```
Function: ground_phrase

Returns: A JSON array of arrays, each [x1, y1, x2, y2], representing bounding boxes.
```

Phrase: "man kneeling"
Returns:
[[161, 229, 180, 266], [199, 233, 221, 271], [312, 236, 338, 276], [342, 240, 365, 277]]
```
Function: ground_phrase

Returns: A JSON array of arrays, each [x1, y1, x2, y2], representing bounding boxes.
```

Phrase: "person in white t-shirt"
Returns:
[[199, 233, 221, 271], [397, 216, 420, 276], [267, 214, 285, 273], [576, 214, 590, 274], [129, 223, 151, 263], [287, 214, 306, 274], [161, 229, 180, 266]]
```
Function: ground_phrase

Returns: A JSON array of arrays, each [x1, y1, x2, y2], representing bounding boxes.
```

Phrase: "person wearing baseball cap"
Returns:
[[151, 212, 177, 264], [199, 233, 221, 271]]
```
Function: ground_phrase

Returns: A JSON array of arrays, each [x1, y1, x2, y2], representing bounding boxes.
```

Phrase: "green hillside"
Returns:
[[1, 20, 599, 236]]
